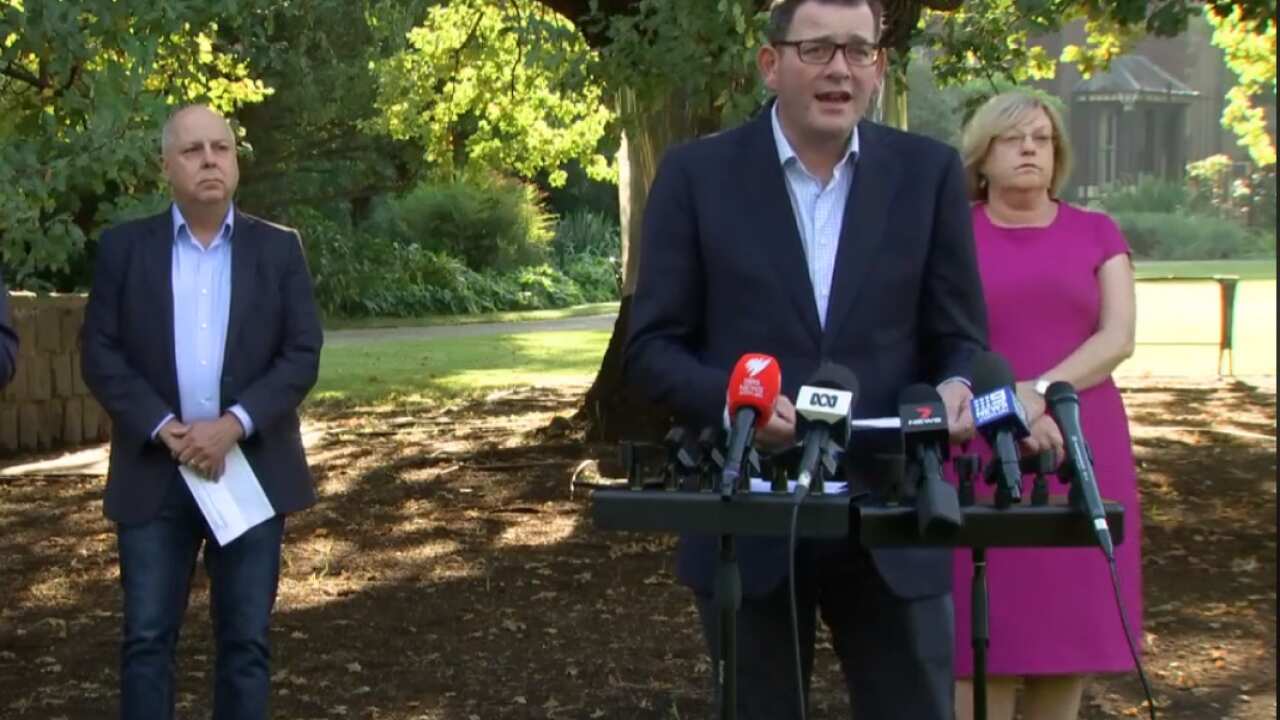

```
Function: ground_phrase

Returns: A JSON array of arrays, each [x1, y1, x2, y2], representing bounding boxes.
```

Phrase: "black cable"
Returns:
[[1109, 557, 1157, 720], [789, 490, 807, 720]]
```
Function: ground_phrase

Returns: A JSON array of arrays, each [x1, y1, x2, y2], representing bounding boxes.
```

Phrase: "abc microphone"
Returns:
[[793, 364, 859, 497], [1044, 381, 1116, 561], [721, 353, 782, 498], [970, 351, 1030, 507], [899, 383, 962, 536]]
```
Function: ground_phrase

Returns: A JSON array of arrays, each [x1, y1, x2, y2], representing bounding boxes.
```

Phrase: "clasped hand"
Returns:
[[158, 415, 245, 480]]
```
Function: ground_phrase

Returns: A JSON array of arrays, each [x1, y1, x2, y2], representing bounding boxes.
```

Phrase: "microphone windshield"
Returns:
[[807, 362, 860, 399], [1045, 380, 1079, 404], [970, 351, 1016, 395], [899, 382, 943, 406], [727, 353, 782, 427]]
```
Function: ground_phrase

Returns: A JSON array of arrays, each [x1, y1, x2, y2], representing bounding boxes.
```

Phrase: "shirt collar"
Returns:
[[172, 203, 235, 247], [770, 101, 860, 175]]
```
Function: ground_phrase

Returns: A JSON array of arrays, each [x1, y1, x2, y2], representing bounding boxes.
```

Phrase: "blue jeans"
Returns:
[[116, 473, 285, 720]]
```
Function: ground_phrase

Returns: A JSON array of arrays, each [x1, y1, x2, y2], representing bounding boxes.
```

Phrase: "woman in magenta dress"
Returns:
[[951, 92, 1143, 720]]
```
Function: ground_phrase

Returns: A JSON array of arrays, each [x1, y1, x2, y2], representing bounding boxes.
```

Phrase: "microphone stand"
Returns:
[[714, 429, 753, 720], [956, 453, 990, 720]]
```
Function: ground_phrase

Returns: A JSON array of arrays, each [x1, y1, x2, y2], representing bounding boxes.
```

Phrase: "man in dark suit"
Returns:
[[625, 0, 988, 717], [0, 271, 16, 388], [81, 104, 322, 720]]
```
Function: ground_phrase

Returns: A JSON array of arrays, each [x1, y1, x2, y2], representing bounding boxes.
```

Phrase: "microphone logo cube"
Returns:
[[900, 401, 946, 432], [972, 387, 1027, 430]]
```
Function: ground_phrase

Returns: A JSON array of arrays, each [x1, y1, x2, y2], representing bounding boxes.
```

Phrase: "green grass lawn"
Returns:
[[310, 329, 611, 408], [312, 278, 1275, 408], [1134, 258, 1276, 280], [322, 301, 619, 331], [1121, 278, 1276, 378]]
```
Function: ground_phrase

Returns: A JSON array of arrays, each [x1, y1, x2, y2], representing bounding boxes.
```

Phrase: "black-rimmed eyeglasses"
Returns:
[[773, 39, 881, 67]]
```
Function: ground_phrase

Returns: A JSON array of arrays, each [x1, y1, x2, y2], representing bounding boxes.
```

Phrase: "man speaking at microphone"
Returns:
[[624, 1, 987, 717]]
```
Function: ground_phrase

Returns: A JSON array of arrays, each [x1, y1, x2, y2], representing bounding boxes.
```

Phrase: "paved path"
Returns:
[[323, 313, 618, 347]]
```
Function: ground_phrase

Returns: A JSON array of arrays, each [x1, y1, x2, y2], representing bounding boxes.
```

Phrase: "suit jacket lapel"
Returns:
[[823, 121, 900, 346], [741, 110, 823, 343], [146, 211, 180, 403], [224, 212, 254, 364]]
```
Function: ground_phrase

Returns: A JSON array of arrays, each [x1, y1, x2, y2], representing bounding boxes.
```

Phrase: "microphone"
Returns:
[[721, 353, 782, 498], [970, 351, 1030, 507], [1044, 381, 1116, 561], [793, 364, 858, 497], [898, 383, 962, 536]]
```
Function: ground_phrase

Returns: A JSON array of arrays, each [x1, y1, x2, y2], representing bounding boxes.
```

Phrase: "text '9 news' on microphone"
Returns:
[[722, 353, 782, 498], [794, 364, 859, 498], [899, 383, 962, 536], [1044, 381, 1116, 561], [970, 351, 1031, 507]]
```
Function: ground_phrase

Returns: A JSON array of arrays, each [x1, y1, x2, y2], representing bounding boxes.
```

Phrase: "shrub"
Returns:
[[562, 254, 620, 302], [552, 208, 620, 264], [1111, 211, 1269, 260], [372, 173, 554, 273], [1094, 177, 1189, 215]]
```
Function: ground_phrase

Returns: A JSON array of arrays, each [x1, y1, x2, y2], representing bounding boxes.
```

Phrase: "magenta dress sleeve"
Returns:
[[1094, 210, 1132, 265]]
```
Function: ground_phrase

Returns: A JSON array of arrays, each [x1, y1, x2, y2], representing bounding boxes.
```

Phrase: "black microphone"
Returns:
[[970, 351, 1030, 507], [898, 383, 962, 536], [1044, 381, 1116, 561], [793, 364, 859, 497]]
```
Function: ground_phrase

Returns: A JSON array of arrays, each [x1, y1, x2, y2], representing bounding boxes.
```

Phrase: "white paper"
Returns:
[[850, 416, 901, 430], [747, 478, 849, 494], [179, 445, 276, 546]]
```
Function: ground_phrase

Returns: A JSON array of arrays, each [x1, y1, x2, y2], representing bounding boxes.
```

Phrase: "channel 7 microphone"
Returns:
[[1044, 381, 1116, 561], [721, 353, 782, 498], [794, 364, 858, 497], [970, 351, 1030, 507], [899, 383, 962, 535]]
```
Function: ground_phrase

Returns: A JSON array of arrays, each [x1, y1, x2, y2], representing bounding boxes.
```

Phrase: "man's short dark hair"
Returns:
[[766, 0, 884, 44]]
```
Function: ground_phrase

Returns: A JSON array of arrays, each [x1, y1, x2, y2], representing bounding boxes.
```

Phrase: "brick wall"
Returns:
[[0, 293, 110, 455]]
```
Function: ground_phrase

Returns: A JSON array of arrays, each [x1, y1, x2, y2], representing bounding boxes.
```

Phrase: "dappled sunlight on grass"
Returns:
[[310, 330, 610, 409]]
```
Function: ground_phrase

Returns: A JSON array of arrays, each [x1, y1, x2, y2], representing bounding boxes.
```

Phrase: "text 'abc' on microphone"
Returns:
[[793, 364, 859, 497], [722, 353, 782, 498], [969, 351, 1030, 505]]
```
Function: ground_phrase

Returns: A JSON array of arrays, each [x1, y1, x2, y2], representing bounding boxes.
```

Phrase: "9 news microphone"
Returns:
[[970, 351, 1030, 506], [793, 364, 858, 497], [721, 353, 782, 498], [1044, 381, 1116, 561], [899, 383, 962, 535]]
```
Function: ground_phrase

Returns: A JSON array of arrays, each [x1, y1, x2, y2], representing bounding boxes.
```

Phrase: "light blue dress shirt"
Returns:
[[770, 102, 859, 330], [152, 204, 254, 439]]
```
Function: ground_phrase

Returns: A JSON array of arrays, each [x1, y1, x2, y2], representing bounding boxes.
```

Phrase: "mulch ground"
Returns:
[[0, 378, 1274, 719]]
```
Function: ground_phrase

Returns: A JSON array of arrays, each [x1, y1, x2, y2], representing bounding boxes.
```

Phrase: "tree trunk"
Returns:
[[578, 88, 706, 443], [881, 60, 910, 130]]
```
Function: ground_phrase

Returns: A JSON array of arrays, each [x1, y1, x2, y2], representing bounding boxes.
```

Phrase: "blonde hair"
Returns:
[[960, 91, 1072, 202]]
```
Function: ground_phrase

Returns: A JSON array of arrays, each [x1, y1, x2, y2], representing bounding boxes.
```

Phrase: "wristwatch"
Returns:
[[1033, 377, 1051, 396]]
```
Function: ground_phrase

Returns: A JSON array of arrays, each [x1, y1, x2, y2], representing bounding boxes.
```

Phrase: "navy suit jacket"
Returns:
[[625, 108, 988, 599], [81, 209, 323, 525], [0, 273, 16, 388]]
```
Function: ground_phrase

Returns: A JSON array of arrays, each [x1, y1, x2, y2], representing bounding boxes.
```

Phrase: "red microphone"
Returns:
[[721, 353, 782, 496]]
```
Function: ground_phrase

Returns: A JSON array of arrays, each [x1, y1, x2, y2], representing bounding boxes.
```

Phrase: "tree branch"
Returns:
[[1, 61, 46, 90]]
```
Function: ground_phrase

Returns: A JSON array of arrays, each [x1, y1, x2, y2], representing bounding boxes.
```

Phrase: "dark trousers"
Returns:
[[116, 473, 285, 720], [693, 542, 953, 720]]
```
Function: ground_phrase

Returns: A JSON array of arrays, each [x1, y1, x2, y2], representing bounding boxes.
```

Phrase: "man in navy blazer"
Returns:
[[81, 104, 322, 720], [0, 271, 16, 388], [625, 1, 987, 717]]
